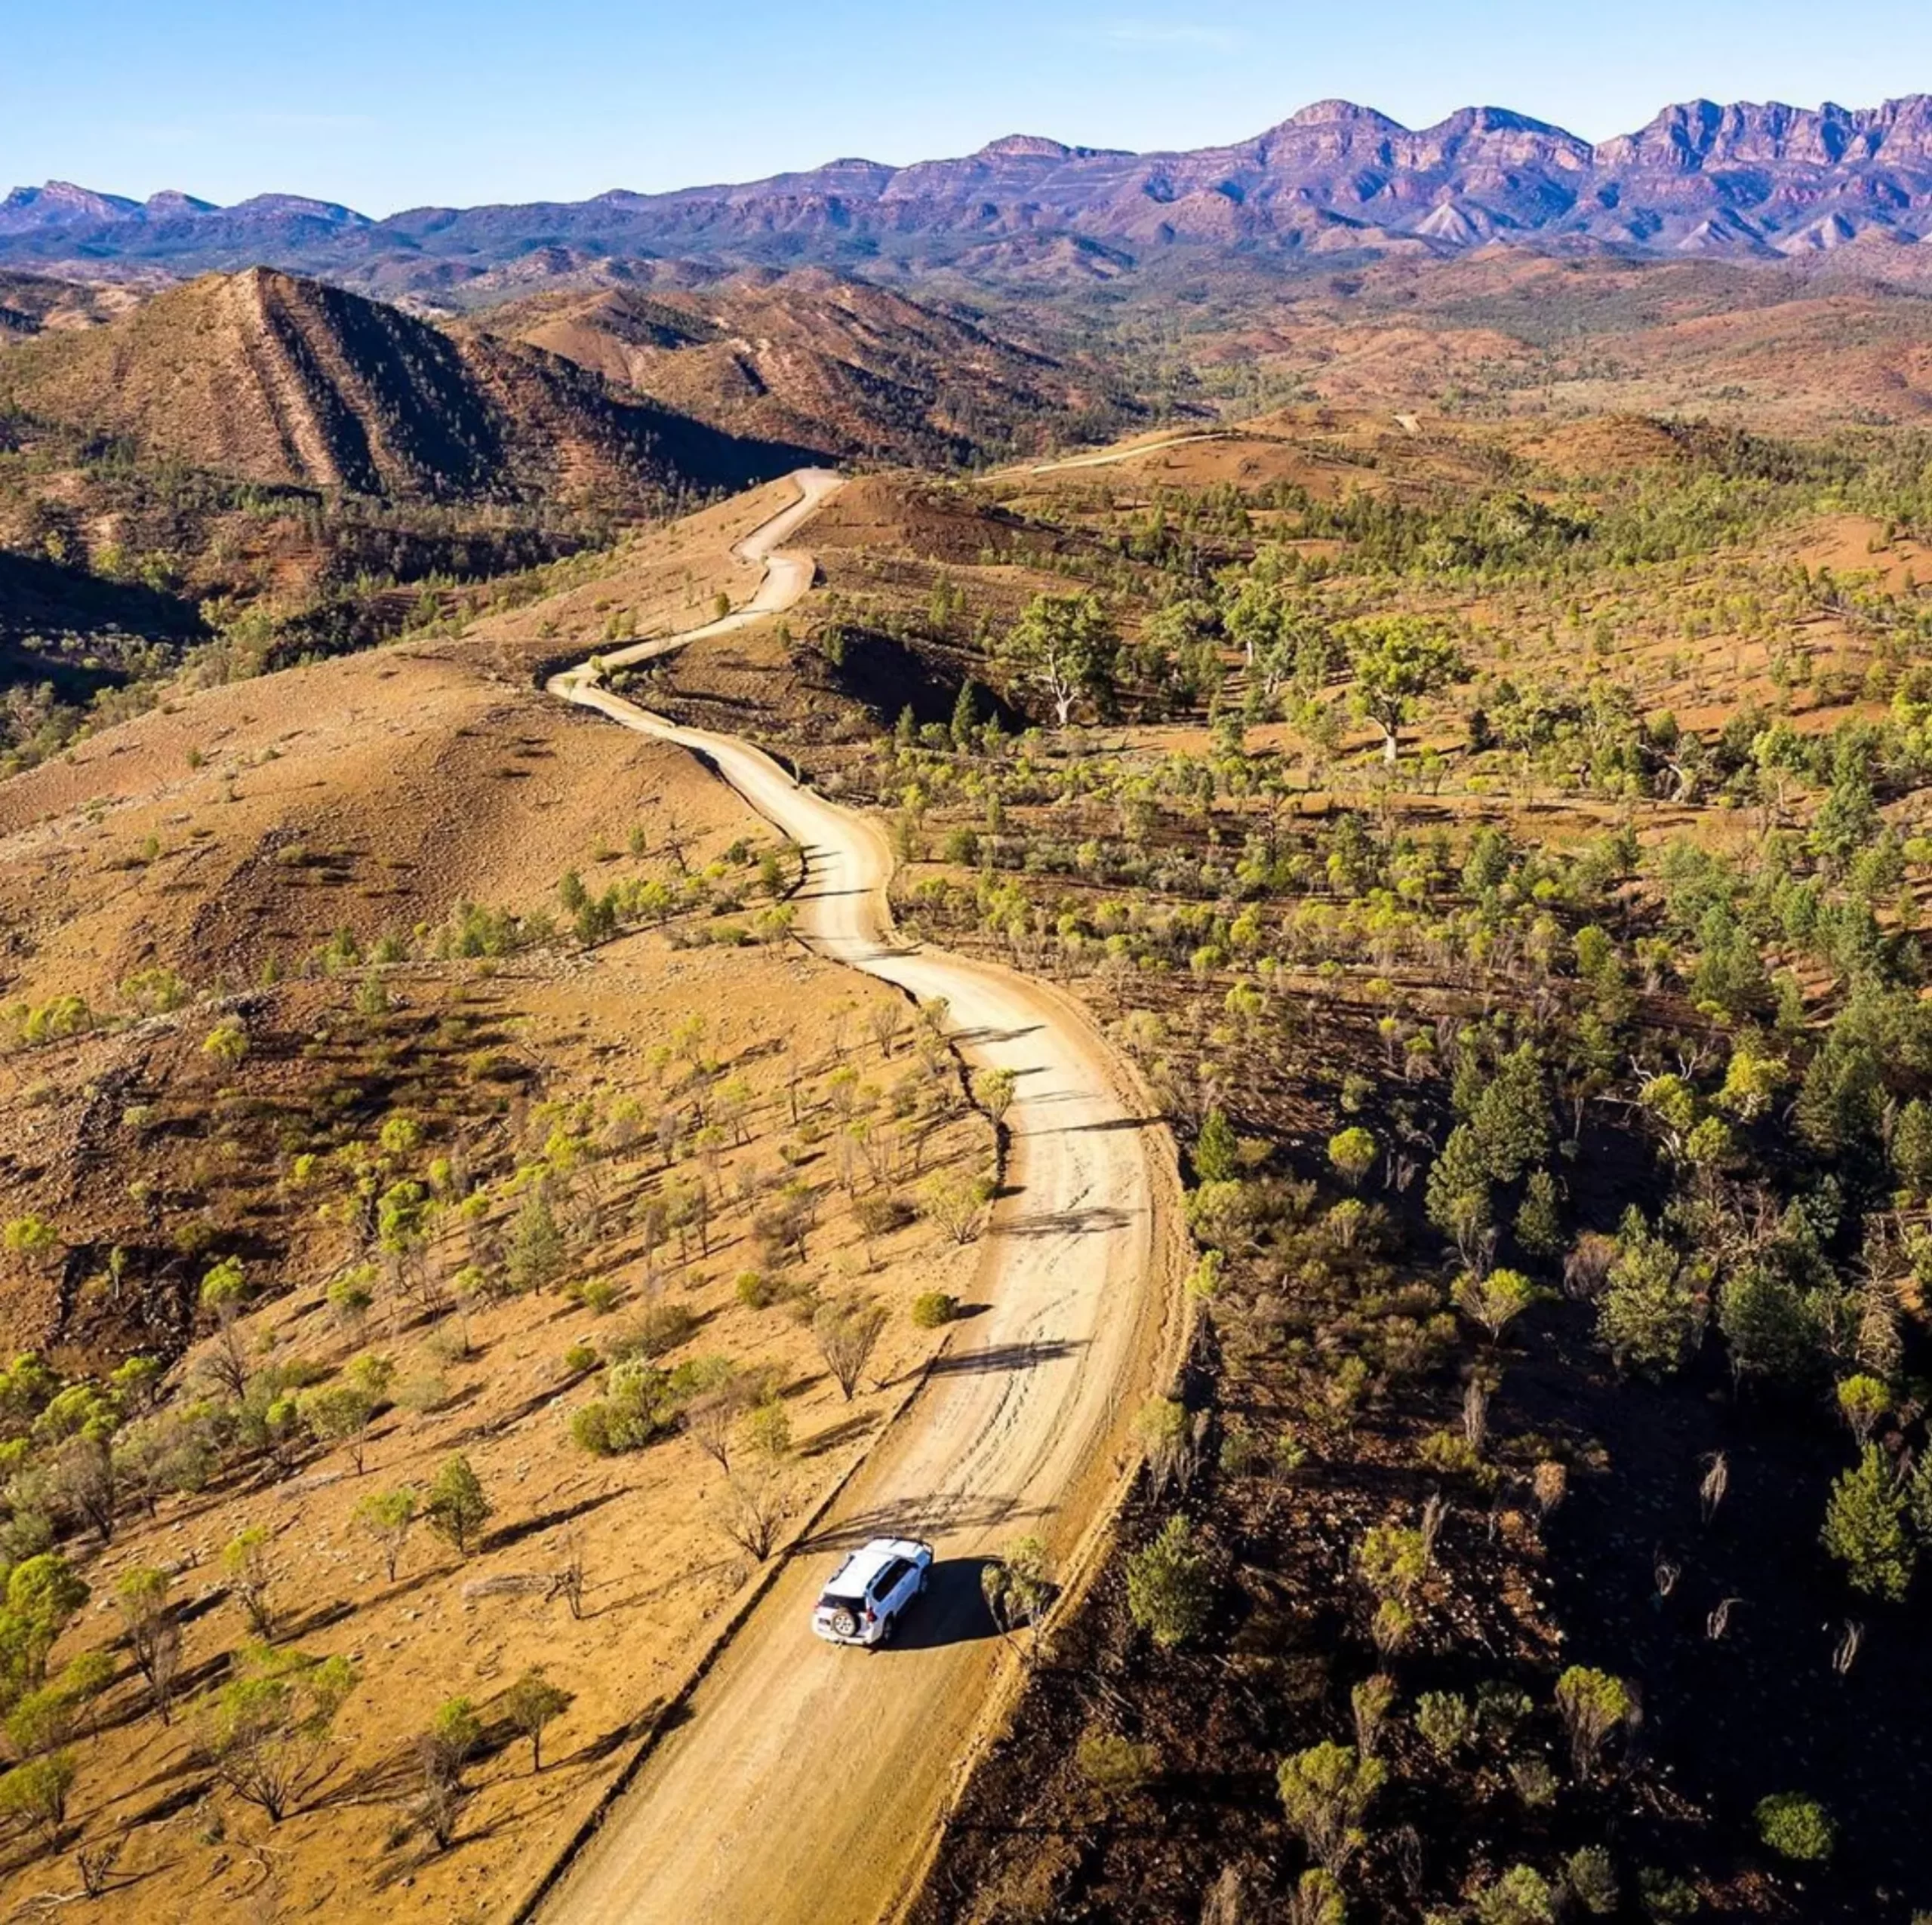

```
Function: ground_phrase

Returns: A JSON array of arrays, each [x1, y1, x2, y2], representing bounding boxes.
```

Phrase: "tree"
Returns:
[[1004, 593, 1118, 728], [1124, 1515, 1213, 1649], [1327, 1127, 1377, 1189], [1835, 1373, 1890, 1445], [1195, 1109, 1240, 1183], [1454, 1268, 1542, 1344], [1717, 1262, 1821, 1386], [1820, 1445, 1914, 1601], [0, 1556, 89, 1702], [1597, 1216, 1706, 1378], [221, 1527, 278, 1638], [509, 1189, 565, 1293], [814, 1297, 888, 1401], [354, 1487, 419, 1583], [949, 678, 981, 749], [1426, 1124, 1492, 1261], [417, 1695, 482, 1848], [502, 1668, 571, 1771], [426, 1456, 492, 1557], [114, 1566, 181, 1722], [1471, 1044, 1549, 1184], [971, 1066, 1017, 1125], [0, 1751, 75, 1849], [1514, 1169, 1563, 1258], [299, 1384, 377, 1474], [1344, 616, 1466, 763], [1554, 1666, 1632, 1778], [715, 1471, 787, 1561], [197, 1646, 358, 1822], [1415, 1690, 1476, 1757], [1893, 1096, 1932, 1201], [1276, 1741, 1385, 1874], [1474, 1865, 1556, 1925]]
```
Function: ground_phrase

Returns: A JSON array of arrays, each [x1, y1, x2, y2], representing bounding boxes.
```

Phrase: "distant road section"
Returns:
[[540, 473, 1180, 1924]]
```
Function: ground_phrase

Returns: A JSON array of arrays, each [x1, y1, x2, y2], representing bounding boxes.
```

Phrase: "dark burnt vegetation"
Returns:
[[805, 424, 1932, 1918]]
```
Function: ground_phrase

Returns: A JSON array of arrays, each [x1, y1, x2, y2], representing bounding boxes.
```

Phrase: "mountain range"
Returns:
[[11, 96, 1932, 291]]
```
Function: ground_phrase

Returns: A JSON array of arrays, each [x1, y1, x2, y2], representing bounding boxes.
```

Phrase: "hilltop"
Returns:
[[0, 267, 810, 506], [457, 270, 1149, 463]]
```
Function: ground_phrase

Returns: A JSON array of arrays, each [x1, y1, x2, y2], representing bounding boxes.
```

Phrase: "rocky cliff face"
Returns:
[[11, 95, 1932, 282]]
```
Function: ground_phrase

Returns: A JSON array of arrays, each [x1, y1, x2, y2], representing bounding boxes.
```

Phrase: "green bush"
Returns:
[[580, 1278, 620, 1316], [736, 1269, 779, 1309], [562, 1342, 598, 1376], [1755, 1791, 1835, 1862], [909, 1290, 959, 1330], [1124, 1515, 1213, 1649]]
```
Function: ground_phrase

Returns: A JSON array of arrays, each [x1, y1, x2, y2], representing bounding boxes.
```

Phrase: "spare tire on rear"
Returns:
[[829, 1607, 859, 1640]]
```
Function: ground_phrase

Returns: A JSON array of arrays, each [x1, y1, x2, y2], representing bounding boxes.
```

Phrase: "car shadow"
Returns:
[[878, 1558, 1003, 1653]]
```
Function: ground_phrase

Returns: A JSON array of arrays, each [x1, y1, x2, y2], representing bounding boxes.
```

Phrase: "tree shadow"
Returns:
[[476, 1488, 622, 1558], [798, 1411, 882, 1459], [926, 1339, 1086, 1376]]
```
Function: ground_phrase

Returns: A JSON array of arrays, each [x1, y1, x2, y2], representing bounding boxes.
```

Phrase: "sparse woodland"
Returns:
[[11, 253, 1932, 1919]]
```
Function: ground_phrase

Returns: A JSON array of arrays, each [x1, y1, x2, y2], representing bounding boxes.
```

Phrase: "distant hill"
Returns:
[[11, 96, 1932, 287], [0, 267, 811, 506], [459, 270, 1150, 463]]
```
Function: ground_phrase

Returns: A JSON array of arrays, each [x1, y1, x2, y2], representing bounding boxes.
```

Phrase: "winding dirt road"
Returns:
[[537, 472, 1180, 1925]]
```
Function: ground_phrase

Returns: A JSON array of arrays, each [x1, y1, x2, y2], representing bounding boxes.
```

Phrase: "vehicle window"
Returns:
[[871, 1559, 908, 1600]]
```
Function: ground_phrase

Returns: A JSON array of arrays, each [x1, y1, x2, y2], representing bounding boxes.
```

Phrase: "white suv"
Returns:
[[812, 1536, 934, 1647]]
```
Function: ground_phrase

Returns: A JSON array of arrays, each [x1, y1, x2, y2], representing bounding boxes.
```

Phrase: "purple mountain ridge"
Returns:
[[8, 95, 1932, 279]]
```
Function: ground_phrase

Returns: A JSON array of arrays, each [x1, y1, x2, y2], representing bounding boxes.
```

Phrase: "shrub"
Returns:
[[622, 1302, 699, 1359], [909, 1291, 959, 1329], [1755, 1791, 1835, 1862], [1276, 1742, 1383, 1874], [1474, 1865, 1556, 1925], [562, 1341, 598, 1376], [735, 1270, 779, 1310], [1327, 1127, 1377, 1188], [1124, 1515, 1213, 1649], [580, 1279, 620, 1317], [1414, 1690, 1475, 1757], [1564, 1847, 1620, 1917], [1076, 1731, 1161, 1797], [1555, 1666, 1633, 1777]]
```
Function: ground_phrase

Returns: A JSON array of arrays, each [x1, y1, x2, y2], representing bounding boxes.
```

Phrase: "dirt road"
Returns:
[[1029, 429, 1232, 472], [537, 476, 1180, 1923]]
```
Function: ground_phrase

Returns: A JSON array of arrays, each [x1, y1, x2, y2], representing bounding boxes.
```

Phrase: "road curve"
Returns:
[[537, 473, 1180, 1924]]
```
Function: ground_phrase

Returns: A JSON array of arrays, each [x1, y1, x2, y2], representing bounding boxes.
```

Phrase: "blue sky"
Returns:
[[8, 0, 1932, 217]]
